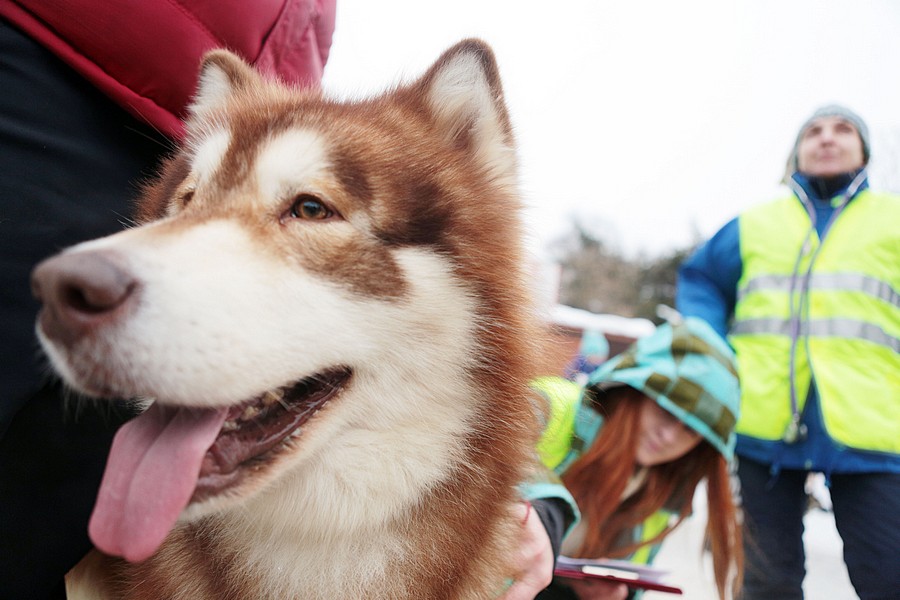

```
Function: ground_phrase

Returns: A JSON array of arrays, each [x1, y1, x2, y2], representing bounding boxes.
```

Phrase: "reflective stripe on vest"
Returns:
[[732, 318, 900, 353], [731, 191, 900, 453], [738, 272, 900, 312]]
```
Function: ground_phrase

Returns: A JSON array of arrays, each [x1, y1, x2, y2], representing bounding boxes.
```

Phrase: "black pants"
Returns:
[[738, 457, 900, 600], [0, 18, 166, 599]]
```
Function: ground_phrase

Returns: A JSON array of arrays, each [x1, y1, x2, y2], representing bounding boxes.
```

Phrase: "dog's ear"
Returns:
[[415, 39, 517, 181], [189, 50, 263, 117]]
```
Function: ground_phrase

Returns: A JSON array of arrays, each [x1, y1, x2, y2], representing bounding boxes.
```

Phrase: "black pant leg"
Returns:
[[736, 457, 808, 600], [0, 385, 138, 599], [830, 471, 900, 600], [0, 17, 167, 599]]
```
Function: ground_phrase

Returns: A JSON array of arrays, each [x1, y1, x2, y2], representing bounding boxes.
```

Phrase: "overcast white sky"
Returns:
[[322, 0, 900, 258]]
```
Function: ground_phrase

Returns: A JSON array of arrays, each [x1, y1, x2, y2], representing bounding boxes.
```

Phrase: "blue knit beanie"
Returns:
[[585, 317, 740, 459], [791, 104, 870, 172]]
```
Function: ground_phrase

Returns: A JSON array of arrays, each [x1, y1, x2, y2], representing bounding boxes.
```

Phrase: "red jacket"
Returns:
[[0, 0, 336, 139]]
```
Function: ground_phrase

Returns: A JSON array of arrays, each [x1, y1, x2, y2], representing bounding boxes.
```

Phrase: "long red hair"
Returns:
[[561, 387, 743, 599]]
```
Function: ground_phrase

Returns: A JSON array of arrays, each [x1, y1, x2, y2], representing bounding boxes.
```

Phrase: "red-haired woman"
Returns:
[[532, 318, 743, 600]]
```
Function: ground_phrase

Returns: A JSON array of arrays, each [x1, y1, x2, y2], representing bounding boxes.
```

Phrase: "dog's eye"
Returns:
[[179, 186, 196, 207], [289, 195, 333, 220]]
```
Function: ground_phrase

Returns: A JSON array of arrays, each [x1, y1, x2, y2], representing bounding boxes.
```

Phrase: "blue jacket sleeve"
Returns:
[[519, 471, 579, 537], [675, 217, 742, 339]]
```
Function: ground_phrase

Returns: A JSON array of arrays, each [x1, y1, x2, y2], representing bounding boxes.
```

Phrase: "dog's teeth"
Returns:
[[262, 389, 284, 406], [241, 406, 260, 420], [221, 420, 238, 432]]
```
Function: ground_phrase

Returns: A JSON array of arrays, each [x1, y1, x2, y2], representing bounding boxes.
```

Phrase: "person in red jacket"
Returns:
[[0, 3, 334, 598]]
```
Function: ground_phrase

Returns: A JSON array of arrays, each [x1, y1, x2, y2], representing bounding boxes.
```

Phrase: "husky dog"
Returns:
[[31, 39, 545, 599]]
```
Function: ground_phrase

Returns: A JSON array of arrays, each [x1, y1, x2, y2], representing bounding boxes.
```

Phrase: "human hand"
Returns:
[[499, 501, 554, 600], [559, 576, 629, 600]]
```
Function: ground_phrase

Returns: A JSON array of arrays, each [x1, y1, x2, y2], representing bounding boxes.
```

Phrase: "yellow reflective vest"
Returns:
[[731, 190, 900, 453]]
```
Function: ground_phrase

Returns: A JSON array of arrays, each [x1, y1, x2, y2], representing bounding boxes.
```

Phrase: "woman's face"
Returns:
[[634, 396, 702, 466]]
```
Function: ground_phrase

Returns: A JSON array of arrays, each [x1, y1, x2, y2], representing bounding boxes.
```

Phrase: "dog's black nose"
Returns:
[[31, 250, 136, 348]]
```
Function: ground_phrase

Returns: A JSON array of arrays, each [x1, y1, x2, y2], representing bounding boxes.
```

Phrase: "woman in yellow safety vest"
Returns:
[[533, 318, 742, 600]]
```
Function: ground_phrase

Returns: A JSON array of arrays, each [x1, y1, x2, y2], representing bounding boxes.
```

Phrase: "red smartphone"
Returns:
[[554, 566, 684, 595]]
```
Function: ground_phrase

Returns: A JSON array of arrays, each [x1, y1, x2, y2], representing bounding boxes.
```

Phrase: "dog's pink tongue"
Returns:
[[89, 402, 228, 563]]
